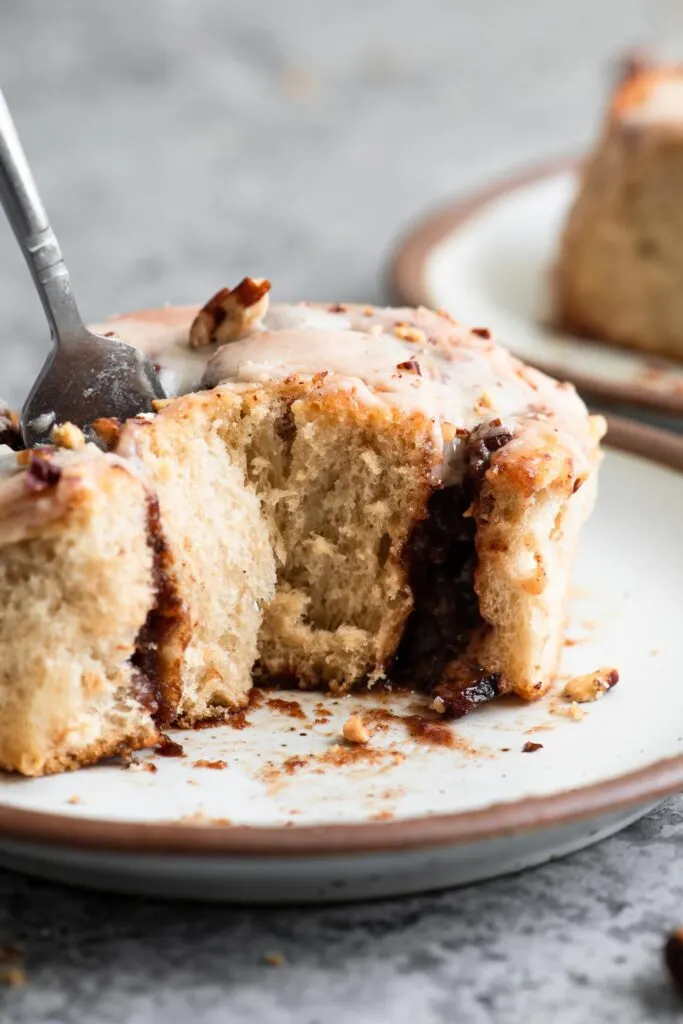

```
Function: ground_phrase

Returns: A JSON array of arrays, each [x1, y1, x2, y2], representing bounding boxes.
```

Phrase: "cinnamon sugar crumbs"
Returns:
[[66, 794, 82, 805], [227, 709, 250, 730], [404, 715, 457, 748], [266, 698, 307, 721], [360, 705, 476, 753], [318, 744, 405, 769], [128, 760, 158, 774], [314, 702, 332, 725], [193, 759, 227, 770], [261, 743, 405, 787], [550, 699, 586, 721], [155, 736, 185, 757], [178, 811, 232, 825], [264, 951, 286, 966], [371, 810, 394, 821]]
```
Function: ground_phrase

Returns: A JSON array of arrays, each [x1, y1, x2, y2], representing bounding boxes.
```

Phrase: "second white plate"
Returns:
[[390, 161, 683, 416]]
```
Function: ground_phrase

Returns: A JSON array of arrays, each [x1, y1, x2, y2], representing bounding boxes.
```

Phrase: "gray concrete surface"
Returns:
[[3, 1, 683, 1022]]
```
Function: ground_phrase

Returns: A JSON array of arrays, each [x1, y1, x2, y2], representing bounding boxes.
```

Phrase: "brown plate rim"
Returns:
[[0, 416, 681, 859], [387, 156, 683, 416]]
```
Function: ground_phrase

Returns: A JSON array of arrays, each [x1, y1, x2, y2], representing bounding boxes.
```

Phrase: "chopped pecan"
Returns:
[[563, 667, 619, 703], [396, 359, 421, 374], [91, 417, 122, 450], [51, 422, 86, 450], [24, 454, 61, 493], [343, 714, 370, 745], [189, 277, 271, 348]]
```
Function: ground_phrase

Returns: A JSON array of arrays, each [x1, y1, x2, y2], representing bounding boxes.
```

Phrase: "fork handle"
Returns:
[[0, 88, 85, 342]]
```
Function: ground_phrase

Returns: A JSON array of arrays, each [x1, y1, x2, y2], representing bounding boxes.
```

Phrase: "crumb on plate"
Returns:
[[342, 714, 370, 745]]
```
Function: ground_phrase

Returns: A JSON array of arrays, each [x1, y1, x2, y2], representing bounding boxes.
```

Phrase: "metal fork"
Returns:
[[0, 88, 165, 448]]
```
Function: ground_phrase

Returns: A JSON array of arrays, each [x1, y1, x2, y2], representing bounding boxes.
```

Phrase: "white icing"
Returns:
[[91, 302, 595, 485], [89, 310, 208, 397], [622, 75, 683, 125]]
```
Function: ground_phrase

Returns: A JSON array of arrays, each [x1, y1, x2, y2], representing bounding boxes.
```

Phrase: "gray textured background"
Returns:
[[4, 1, 683, 1022]]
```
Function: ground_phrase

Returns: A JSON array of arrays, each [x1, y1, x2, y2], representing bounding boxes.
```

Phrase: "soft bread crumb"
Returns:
[[342, 714, 370, 744], [563, 667, 619, 703]]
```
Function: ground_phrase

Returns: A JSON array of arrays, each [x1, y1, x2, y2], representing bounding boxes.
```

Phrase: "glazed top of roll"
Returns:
[[90, 283, 604, 486]]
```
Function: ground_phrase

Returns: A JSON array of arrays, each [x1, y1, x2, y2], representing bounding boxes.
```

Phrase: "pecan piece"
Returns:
[[24, 454, 62, 493], [189, 277, 271, 348], [91, 418, 122, 450], [396, 359, 421, 374], [563, 667, 619, 703], [51, 422, 86, 450], [342, 714, 370, 745]]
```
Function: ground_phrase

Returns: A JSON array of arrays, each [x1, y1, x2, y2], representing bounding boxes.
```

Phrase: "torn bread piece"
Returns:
[[0, 447, 162, 775], [117, 399, 276, 724]]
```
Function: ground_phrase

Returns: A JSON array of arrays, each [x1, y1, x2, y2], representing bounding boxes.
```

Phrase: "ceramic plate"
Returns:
[[0, 419, 682, 904], [389, 160, 683, 417]]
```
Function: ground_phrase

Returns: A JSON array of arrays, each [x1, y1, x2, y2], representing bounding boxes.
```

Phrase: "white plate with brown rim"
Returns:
[[0, 418, 682, 904], [389, 159, 683, 419]]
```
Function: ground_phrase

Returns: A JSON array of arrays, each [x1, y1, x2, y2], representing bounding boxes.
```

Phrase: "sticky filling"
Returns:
[[391, 423, 514, 715]]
